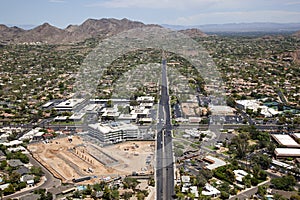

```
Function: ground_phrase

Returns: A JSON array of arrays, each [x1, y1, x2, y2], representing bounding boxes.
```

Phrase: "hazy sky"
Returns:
[[1, 0, 300, 28]]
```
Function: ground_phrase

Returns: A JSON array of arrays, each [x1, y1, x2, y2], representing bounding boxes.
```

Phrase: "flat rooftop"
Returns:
[[271, 134, 300, 148], [204, 155, 226, 170], [272, 159, 294, 169], [42, 101, 54, 108], [236, 99, 259, 107], [69, 113, 85, 120], [55, 99, 85, 109], [137, 96, 155, 102], [274, 148, 300, 157], [89, 122, 138, 134], [209, 105, 235, 115]]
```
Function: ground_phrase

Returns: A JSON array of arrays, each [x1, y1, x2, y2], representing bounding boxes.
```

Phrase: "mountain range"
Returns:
[[1, 19, 300, 45], [0, 18, 161, 44]]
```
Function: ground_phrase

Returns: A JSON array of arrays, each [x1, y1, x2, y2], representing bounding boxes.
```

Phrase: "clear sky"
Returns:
[[1, 0, 300, 28]]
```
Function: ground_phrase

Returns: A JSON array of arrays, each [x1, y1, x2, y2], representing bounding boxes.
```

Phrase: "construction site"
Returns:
[[27, 136, 155, 184]]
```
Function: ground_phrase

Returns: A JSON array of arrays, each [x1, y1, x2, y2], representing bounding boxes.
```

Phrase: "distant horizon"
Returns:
[[4, 19, 300, 30], [2, 0, 300, 29]]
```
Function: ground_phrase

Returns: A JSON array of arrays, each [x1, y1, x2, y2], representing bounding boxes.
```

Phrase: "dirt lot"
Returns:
[[181, 102, 201, 116], [101, 141, 155, 174], [28, 137, 155, 184]]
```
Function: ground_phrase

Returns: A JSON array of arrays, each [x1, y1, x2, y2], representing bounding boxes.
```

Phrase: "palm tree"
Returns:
[[231, 132, 249, 159]]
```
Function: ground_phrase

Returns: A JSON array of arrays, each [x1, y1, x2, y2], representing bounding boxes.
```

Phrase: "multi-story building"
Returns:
[[88, 122, 140, 143]]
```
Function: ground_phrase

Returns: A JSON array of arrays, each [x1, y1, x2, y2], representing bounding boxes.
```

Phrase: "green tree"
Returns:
[[258, 170, 267, 181], [218, 181, 230, 192], [137, 192, 145, 200], [187, 191, 195, 199], [106, 100, 113, 108], [229, 187, 238, 195], [252, 164, 260, 178], [16, 182, 26, 191], [220, 191, 230, 199], [242, 175, 251, 188], [267, 142, 276, 153], [271, 175, 296, 191], [130, 100, 139, 106], [82, 184, 92, 195], [30, 166, 44, 176], [273, 193, 288, 200], [250, 177, 259, 186], [34, 175, 41, 183], [73, 190, 81, 198], [195, 174, 207, 187], [123, 177, 139, 190], [199, 169, 213, 180], [257, 132, 270, 148], [176, 192, 185, 200], [226, 96, 236, 108], [148, 178, 155, 187], [0, 160, 7, 170], [252, 154, 271, 170], [231, 132, 249, 158], [123, 191, 133, 200], [9, 171, 21, 184], [93, 181, 106, 191], [225, 169, 235, 183], [0, 145, 6, 152], [3, 184, 15, 195], [257, 185, 267, 197], [111, 189, 120, 200], [102, 186, 112, 199], [290, 195, 300, 200]]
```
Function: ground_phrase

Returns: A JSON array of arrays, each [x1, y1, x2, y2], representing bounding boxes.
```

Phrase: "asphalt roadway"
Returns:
[[156, 59, 175, 200]]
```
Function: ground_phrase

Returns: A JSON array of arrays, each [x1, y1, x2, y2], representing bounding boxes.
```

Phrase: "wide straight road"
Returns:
[[156, 59, 175, 200]]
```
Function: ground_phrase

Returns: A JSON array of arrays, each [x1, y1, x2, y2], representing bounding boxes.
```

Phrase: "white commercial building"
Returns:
[[137, 96, 155, 103], [118, 114, 138, 123], [271, 134, 300, 148], [184, 129, 200, 138], [236, 99, 280, 117], [101, 106, 120, 120], [88, 122, 140, 143], [204, 155, 227, 170], [130, 107, 150, 118], [140, 103, 154, 108], [236, 99, 260, 110], [271, 159, 294, 170], [274, 148, 300, 158], [209, 105, 235, 116], [55, 99, 85, 111], [82, 104, 103, 114], [19, 127, 44, 141], [69, 113, 85, 121], [42, 101, 54, 109], [54, 116, 68, 121]]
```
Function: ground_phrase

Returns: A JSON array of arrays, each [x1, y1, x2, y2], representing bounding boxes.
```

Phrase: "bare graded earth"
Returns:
[[28, 136, 155, 184]]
